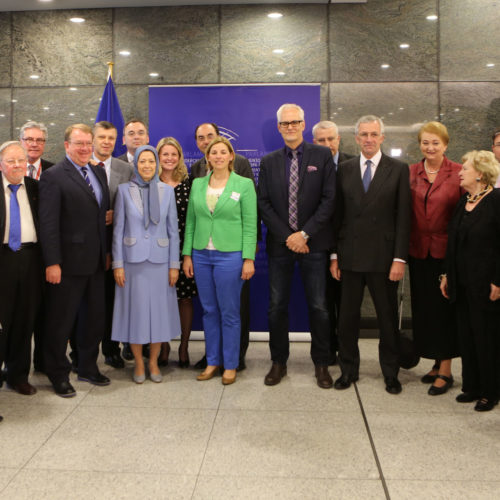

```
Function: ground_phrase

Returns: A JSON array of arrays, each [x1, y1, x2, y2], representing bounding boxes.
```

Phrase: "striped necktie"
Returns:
[[289, 150, 299, 231]]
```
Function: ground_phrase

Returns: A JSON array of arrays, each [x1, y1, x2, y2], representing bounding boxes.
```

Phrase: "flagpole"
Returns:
[[107, 61, 114, 80]]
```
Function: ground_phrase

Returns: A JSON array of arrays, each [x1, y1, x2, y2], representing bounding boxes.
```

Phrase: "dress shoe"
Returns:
[[222, 370, 237, 385], [334, 374, 358, 390], [236, 358, 246, 372], [474, 398, 499, 412], [150, 372, 163, 383], [456, 392, 479, 403], [384, 377, 402, 395], [77, 373, 111, 386], [178, 346, 190, 368], [315, 366, 333, 389], [133, 372, 146, 384], [194, 355, 208, 370], [53, 380, 76, 398], [122, 343, 134, 361], [9, 381, 37, 396], [0, 415, 3, 422], [158, 359, 169, 367], [428, 374, 453, 396], [264, 363, 287, 386], [197, 367, 218, 381], [420, 373, 438, 384], [104, 354, 125, 369]]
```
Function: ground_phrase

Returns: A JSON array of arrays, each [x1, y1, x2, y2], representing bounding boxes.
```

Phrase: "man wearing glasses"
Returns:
[[257, 103, 336, 388], [118, 119, 149, 165], [19, 121, 53, 180]]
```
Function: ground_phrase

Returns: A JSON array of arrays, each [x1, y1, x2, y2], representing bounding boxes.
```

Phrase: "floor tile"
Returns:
[[0, 470, 196, 500], [200, 410, 378, 479], [25, 406, 216, 475], [193, 476, 386, 500], [0, 468, 18, 491]]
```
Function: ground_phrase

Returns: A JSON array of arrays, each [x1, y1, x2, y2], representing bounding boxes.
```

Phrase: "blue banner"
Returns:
[[149, 84, 320, 331]]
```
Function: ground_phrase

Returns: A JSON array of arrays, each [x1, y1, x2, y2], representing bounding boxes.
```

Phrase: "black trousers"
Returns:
[[338, 270, 399, 379], [0, 245, 42, 385], [44, 270, 105, 384], [325, 267, 341, 356]]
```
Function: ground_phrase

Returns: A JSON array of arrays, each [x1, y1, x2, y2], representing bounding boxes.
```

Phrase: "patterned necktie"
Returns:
[[362, 159, 372, 192], [8, 184, 21, 251], [28, 164, 36, 178], [289, 150, 299, 231], [81, 166, 96, 196], [97, 162, 105, 168]]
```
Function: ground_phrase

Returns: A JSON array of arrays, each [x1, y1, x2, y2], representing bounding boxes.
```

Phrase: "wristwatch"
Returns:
[[300, 230, 309, 241]]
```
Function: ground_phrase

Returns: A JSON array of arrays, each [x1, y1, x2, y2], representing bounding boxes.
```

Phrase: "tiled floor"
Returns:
[[1, 339, 499, 499]]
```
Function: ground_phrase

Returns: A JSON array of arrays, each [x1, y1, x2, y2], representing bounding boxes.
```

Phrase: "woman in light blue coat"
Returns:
[[111, 145, 181, 383]]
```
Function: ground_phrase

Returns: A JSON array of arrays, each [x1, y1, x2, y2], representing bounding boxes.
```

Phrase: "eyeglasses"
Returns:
[[279, 120, 303, 128], [22, 137, 46, 145], [493, 143, 500, 148], [3, 158, 27, 166]]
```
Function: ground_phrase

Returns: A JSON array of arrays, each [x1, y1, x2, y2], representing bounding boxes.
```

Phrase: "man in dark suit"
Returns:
[[39, 124, 111, 397], [190, 122, 256, 371], [92, 121, 134, 368], [258, 104, 336, 388], [20, 121, 54, 179], [313, 120, 354, 366], [0, 141, 42, 397], [117, 119, 149, 165], [330, 115, 411, 395]]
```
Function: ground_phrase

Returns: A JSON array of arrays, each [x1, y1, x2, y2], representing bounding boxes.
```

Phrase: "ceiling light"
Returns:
[[454, 108, 460, 112], [69, 113, 75, 116], [149, 72, 159, 77], [43, 106, 49, 110], [381, 64, 390, 69], [11, 99, 17, 103], [391, 148, 402, 157], [426, 15, 438, 21], [399, 107, 405, 110], [70, 17, 85, 23], [486, 63, 495, 67], [399, 43, 410, 49], [268, 13, 283, 19], [0, 114, 5, 117], [276, 71, 285, 76], [272, 49, 284, 54], [69, 87, 77, 91], [50, 123, 55, 126], [29, 74, 40, 79], [119, 50, 131, 56]]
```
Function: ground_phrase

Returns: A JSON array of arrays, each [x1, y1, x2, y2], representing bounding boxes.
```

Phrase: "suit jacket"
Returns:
[[117, 153, 130, 164], [39, 157, 110, 275], [257, 142, 336, 255], [183, 172, 257, 260], [112, 182, 180, 268], [337, 151, 354, 168], [41, 158, 54, 172], [445, 189, 500, 309], [109, 157, 134, 207], [190, 153, 254, 181], [335, 153, 411, 273], [0, 174, 39, 256], [409, 156, 462, 259]]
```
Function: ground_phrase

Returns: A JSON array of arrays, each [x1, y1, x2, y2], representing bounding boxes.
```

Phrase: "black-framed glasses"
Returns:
[[279, 120, 303, 128], [22, 137, 46, 145]]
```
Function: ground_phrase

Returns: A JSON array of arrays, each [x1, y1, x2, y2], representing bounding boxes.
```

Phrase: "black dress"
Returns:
[[174, 178, 197, 299]]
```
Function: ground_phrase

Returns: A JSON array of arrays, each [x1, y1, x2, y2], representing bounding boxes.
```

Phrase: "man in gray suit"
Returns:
[[93, 121, 133, 367], [190, 122, 255, 371], [117, 119, 149, 165], [330, 115, 410, 395]]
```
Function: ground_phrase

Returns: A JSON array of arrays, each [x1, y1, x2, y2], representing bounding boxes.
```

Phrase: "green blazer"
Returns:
[[183, 171, 257, 260]]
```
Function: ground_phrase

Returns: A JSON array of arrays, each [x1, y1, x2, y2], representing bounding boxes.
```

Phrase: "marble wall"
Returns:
[[1, 1, 498, 322]]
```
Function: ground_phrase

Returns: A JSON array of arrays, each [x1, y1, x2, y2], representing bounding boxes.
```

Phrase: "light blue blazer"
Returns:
[[112, 181, 180, 269]]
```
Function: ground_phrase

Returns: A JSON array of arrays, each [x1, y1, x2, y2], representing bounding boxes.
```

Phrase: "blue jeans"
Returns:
[[268, 251, 330, 365], [192, 249, 244, 369]]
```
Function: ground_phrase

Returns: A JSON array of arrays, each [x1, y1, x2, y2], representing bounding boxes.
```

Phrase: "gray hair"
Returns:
[[276, 103, 305, 123], [354, 115, 385, 136], [312, 120, 339, 138], [19, 121, 48, 141], [0, 140, 26, 161]]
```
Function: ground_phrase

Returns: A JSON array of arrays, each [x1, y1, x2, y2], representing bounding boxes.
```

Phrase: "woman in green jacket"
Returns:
[[183, 136, 257, 385]]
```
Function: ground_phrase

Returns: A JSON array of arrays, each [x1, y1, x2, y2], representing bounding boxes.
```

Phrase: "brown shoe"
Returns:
[[315, 366, 333, 389], [197, 366, 218, 381], [10, 381, 37, 396], [222, 369, 236, 385], [264, 363, 287, 386]]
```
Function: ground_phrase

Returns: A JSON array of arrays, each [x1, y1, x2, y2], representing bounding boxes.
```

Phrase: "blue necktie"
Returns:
[[81, 166, 96, 197], [8, 184, 21, 251], [363, 160, 372, 192]]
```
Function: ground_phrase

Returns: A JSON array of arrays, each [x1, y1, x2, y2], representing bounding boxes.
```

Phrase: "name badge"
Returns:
[[230, 191, 241, 201]]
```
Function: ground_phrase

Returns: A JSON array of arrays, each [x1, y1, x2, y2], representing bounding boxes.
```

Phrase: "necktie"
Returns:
[[28, 164, 36, 178], [362, 159, 372, 192], [97, 162, 105, 168], [289, 150, 299, 231], [81, 166, 96, 196], [8, 184, 21, 251]]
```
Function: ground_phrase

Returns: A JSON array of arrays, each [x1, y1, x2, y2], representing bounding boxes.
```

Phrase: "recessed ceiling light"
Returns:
[[391, 148, 402, 157], [149, 72, 159, 77], [276, 71, 285, 76], [11, 99, 17, 103], [399, 107, 405, 110], [0, 114, 5, 117], [486, 63, 495, 67], [337, 107, 343, 111], [119, 50, 131, 56], [399, 43, 410, 49], [454, 108, 460, 112], [39, 0, 53, 3], [268, 13, 283, 19], [43, 106, 50, 110], [333, 112, 338, 116], [29, 74, 40, 79], [69, 87, 77, 91], [388, 112, 394, 115], [50, 123, 55, 126], [69, 113, 75, 116], [426, 15, 438, 21], [381, 64, 390, 69], [272, 49, 284, 54], [70, 17, 85, 23]]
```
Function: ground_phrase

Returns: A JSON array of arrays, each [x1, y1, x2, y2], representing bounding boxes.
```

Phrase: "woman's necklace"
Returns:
[[424, 160, 440, 175], [466, 185, 492, 204]]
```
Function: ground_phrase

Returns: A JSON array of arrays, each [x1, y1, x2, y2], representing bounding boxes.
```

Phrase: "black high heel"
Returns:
[[178, 346, 190, 368]]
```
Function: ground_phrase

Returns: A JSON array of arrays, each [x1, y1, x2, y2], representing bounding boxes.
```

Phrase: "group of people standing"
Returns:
[[1, 105, 500, 425]]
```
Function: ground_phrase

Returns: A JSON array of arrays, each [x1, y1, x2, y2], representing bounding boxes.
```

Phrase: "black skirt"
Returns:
[[408, 255, 459, 359]]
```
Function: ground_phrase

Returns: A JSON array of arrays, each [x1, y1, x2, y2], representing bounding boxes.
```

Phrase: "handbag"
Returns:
[[398, 273, 420, 369]]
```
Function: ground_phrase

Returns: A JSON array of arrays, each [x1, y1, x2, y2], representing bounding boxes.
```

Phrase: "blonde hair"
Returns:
[[461, 150, 500, 187], [64, 124, 93, 142], [205, 136, 235, 172], [156, 136, 188, 182], [418, 121, 450, 145]]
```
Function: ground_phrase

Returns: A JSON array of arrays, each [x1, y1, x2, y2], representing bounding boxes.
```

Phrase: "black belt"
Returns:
[[2, 242, 37, 251]]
